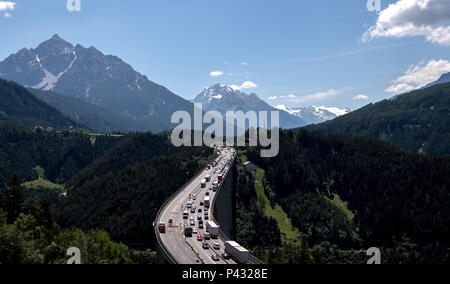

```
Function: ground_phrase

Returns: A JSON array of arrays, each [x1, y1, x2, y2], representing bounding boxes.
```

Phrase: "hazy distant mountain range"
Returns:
[[274, 104, 350, 125], [193, 83, 349, 128]]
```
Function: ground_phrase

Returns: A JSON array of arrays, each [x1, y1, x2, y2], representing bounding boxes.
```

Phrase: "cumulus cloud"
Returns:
[[353, 94, 369, 100], [385, 59, 450, 94], [363, 0, 450, 46], [0, 1, 15, 11], [268, 96, 277, 100], [288, 89, 339, 104], [230, 81, 258, 90], [210, 71, 224, 77]]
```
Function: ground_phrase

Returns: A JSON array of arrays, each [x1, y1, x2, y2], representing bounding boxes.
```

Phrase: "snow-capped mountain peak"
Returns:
[[194, 83, 252, 108], [275, 104, 350, 124]]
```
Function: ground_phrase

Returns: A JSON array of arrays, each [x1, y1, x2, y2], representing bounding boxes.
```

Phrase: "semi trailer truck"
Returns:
[[206, 221, 219, 238], [225, 241, 249, 264]]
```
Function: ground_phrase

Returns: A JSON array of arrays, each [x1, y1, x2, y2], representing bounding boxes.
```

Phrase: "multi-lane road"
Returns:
[[156, 147, 237, 264]]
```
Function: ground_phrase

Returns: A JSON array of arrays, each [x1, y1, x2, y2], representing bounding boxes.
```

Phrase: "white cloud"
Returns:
[[385, 59, 450, 94], [363, 0, 450, 46], [353, 94, 369, 100], [288, 89, 339, 104], [230, 81, 258, 91], [279, 94, 296, 99], [241, 62, 249, 66], [210, 71, 224, 77], [0, 1, 15, 11], [268, 96, 277, 100]]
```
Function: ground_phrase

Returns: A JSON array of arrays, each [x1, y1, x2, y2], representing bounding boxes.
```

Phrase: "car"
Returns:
[[205, 215, 209, 220], [221, 253, 231, 260], [204, 232, 211, 240], [197, 234, 203, 241], [200, 202, 204, 206], [190, 219, 195, 226], [193, 228, 198, 234], [197, 215, 202, 220], [198, 208, 202, 213], [203, 242, 209, 249], [199, 219, 203, 225], [213, 243, 220, 250], [211, 254, 220, 261], [199, 223, 204, 229], [206, 192, 210, 196]]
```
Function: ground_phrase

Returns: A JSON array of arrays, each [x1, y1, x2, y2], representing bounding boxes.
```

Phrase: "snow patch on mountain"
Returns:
[[33, 52, 77, 91]]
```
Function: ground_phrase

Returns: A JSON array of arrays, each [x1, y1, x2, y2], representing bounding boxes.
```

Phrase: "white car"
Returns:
[[213, 243, 220, 250]]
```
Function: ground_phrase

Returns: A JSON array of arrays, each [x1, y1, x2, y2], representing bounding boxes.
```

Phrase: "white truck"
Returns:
[[212, 181, 218, 192], [225, 241, 249, 264], [201, 179, 207, 188], [206, 221, 219, 238], [204, 196, 210, 208]]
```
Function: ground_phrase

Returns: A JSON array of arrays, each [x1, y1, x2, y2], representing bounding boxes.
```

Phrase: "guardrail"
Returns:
[[154, 164, 211, 264], [210, 156, 265, 265], [154, 150, 264, 264]]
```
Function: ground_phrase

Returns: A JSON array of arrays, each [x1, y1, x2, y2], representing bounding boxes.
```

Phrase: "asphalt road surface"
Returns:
[[157, 147, 236, 264]]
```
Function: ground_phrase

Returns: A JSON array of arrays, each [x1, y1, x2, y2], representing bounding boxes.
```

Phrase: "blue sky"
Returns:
[[0, 0, 449, 110]]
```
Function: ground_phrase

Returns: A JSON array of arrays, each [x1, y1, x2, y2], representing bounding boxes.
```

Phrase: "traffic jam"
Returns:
[[159, 146, 249, 264]]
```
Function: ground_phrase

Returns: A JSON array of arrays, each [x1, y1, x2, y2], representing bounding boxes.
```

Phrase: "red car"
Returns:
[[197, 234, 203, 241]]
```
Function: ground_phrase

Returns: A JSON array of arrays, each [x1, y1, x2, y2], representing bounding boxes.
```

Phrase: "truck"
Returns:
[[212, 181, 218, 192], [204, 196, 210, 208], [225, 241, 249, 264], [206, 221, 219, 238], [158, 222, 166, 233], [218, 174, 223, 182], [201, 179, 207, 188]]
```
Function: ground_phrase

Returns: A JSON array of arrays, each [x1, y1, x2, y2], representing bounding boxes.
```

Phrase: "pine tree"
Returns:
[[5, 174, 23, 223]]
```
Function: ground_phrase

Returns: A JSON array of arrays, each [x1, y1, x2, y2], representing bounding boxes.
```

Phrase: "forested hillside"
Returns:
[[30, 88, 147, 133], [54, 132, 215, 247], [0, 124, 120, 187], [308, 83, 450, 156], [0, 79, 76, 129], [239, 129, 450, 263], [0, 174, 152, 264]]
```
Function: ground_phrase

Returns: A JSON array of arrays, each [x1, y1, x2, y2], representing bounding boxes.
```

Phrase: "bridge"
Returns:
[[154, 147, 263, 264]]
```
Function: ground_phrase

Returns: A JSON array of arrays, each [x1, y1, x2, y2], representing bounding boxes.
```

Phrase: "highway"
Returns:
[[156, 147, 237, 264]]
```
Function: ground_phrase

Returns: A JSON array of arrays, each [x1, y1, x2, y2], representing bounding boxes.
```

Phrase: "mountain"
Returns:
[[241, 129, 450, 263], [29, 88, 147, 133], [193, 83, 307, 129], [0, 34, 194, 133], [308, 82, 450, 156], [275, 104, 350, 125], [0, 78, 75, 129], [390, 72, 450, 101], [423, 72, 450, 89]]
